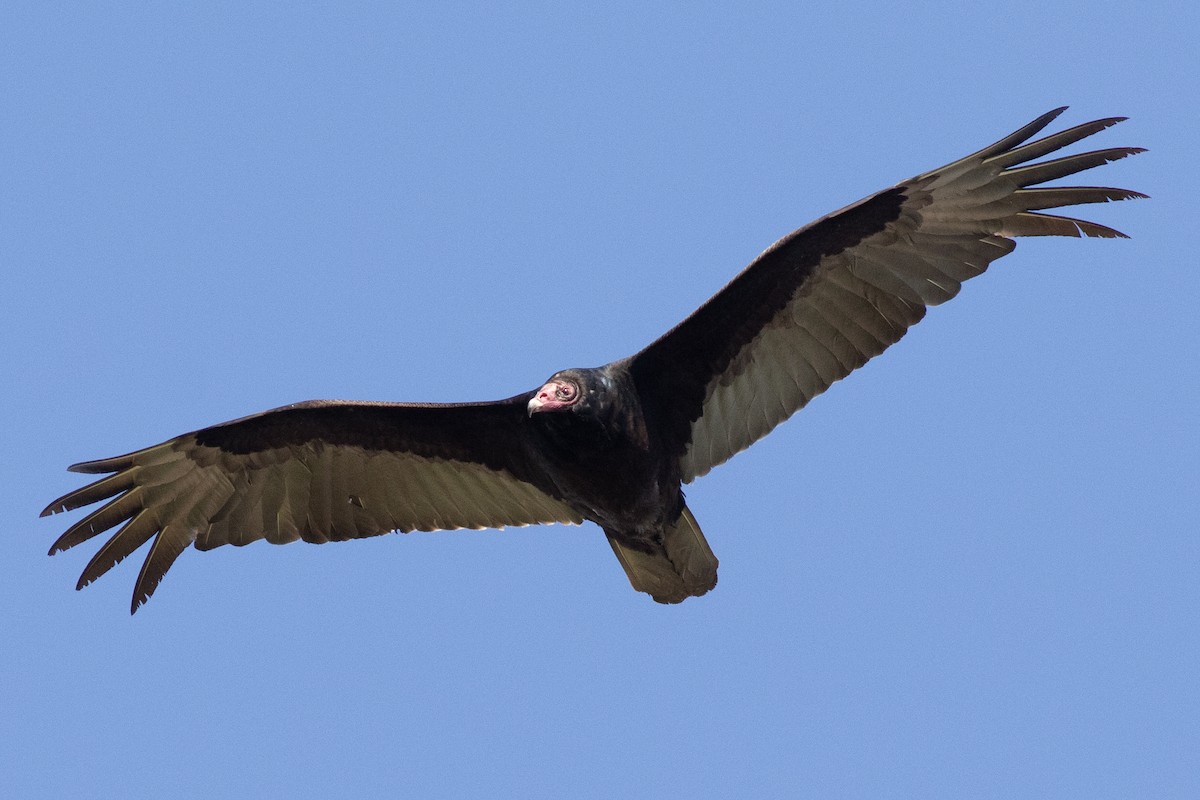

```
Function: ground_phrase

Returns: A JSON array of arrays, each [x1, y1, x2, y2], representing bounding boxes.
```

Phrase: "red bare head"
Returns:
[[527, 377, 580, 415]]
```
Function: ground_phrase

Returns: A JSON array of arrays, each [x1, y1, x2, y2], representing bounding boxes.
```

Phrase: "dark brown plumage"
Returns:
[[42, 108, 1144, 612]]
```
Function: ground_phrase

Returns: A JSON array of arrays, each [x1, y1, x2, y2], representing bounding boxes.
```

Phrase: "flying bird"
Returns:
[[43, 108, 1144, 613]]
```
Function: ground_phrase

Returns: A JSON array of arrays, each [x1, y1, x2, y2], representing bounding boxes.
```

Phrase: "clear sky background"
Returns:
[[2, 4, 1196, 798]]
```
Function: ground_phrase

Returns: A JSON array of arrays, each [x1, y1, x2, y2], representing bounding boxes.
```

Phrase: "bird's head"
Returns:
[[527, 368, 613, 418]]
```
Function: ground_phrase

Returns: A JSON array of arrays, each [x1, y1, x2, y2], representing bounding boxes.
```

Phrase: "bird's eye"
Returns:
[[555, 383, 577, 401]]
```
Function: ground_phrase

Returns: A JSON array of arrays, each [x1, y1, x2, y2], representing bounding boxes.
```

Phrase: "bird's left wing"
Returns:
[[628, 108, 1144, 482], [42, 398, 582, 611]]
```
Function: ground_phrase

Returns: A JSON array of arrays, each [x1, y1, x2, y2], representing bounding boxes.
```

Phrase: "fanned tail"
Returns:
[[606, 505, 718, 604]]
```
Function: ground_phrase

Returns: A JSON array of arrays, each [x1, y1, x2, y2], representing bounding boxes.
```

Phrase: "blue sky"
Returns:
[[3, 4, 1196, 798]]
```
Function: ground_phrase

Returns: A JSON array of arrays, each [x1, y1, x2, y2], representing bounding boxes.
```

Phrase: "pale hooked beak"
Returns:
[[527, 385, 553, 416]]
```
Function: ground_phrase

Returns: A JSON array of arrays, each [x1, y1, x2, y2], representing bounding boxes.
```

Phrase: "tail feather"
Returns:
[[606, 505, 718, 604]]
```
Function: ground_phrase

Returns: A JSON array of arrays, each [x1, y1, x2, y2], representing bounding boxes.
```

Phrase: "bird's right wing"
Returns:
[[42, 398, 582, 612], [629, 108, 1144, 482]]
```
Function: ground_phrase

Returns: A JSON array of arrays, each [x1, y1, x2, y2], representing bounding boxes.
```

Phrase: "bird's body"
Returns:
[[528, 365, 675, 537], [43, 108, 1144, 612]]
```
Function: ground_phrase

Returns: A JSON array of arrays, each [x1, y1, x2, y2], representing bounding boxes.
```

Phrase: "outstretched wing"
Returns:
[[629, 108, 1145, 482], [42, 398, 582, 612]]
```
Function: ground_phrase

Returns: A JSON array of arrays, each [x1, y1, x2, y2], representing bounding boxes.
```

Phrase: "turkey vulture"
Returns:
[[43, 108, 1144, 613]]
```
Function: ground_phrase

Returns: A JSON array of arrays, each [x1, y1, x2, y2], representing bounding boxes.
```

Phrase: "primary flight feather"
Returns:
[[43, 107, 1145, 612]]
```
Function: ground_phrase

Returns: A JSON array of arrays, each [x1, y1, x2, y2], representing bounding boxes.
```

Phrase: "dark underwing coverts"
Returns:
[[42, 108, 1145, 613]]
